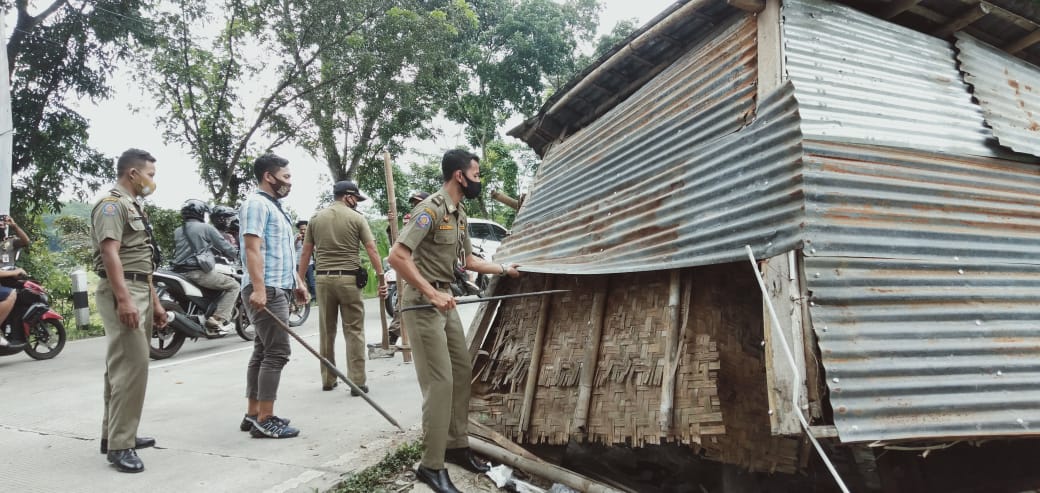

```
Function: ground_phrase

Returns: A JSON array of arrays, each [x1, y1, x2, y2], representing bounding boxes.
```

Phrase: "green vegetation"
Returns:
[[330, 440, 424, 493]]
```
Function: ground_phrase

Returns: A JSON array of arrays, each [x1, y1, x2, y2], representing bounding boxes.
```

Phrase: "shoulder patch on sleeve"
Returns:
[[101, 202, 119, 216], [414, 212, 433, 229]]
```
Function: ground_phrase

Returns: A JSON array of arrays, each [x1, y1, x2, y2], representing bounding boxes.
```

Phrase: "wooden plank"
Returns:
[[809, 425, 839, 438], [658, 270, 682, 431], [932, 2, 991, 38], [880, 0, 922, 19], [797, 252, 825, 421], [761, 251, 807, 435], [1005, 29, 1040, 54], [571, 281, 609, 433], [467, 276, 501, 359], [727, 0, 764, 13], [518, 276, 554, 435], [757, 0, 782, 103]]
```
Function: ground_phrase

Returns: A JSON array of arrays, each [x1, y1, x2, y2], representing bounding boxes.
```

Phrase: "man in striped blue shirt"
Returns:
[[238, 153, 309, 439]]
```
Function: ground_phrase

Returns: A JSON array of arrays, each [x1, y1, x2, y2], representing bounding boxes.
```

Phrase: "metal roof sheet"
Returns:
[[803, 140, 1040, 442], [496, 17, 807, 274], [783, 0, 1005, 158], [956, 33, 1040, 157]]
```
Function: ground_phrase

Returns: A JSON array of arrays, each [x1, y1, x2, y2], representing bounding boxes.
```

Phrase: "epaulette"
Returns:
[[431, 194, 444, 206], [109, 189, 123, 198]]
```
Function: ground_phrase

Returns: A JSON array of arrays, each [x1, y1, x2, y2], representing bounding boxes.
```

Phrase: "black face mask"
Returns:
[[269, 176, 291, 199], [462, 176, 481, 200]]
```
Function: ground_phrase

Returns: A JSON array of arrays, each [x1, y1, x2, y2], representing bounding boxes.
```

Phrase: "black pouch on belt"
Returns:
[[355, 268, 368, 289]]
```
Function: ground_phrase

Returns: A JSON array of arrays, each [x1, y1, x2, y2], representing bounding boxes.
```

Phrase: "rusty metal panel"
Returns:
[[805, 255, 1040, 442], [782, 0, 1004, 158], [496, 16, 807, 274], [803, 141, 1040, 442], [956, 33, 1040, 158], [802, 140, 1040, 265]]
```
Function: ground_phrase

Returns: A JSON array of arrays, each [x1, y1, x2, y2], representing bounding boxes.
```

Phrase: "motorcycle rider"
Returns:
[[170, 200, 240, 335], [0, 215, 30, 347], [211, 206, 239, 250]]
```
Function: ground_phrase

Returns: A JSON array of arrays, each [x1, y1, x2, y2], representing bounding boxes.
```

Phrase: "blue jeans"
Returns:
[[305, 264, 316, 299]]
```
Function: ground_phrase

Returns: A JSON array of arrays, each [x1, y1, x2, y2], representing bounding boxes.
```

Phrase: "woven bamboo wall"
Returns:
[[471, 264, 801, 473]]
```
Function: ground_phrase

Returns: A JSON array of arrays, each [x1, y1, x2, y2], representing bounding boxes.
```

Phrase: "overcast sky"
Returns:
[[69, 0, 677, 216]]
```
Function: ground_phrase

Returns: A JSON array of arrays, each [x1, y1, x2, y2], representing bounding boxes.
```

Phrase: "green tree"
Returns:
[[146, 0, 345, 204], [268, 0, 477, 214], [144, 204, 179, 266], [445, 0, 600, 216], [4, 0, 158, 216], [53, 214, 92, 267]]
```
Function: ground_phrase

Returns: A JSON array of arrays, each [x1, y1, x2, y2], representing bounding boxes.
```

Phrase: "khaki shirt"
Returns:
[[397, 186, 471, 283], [305, 201, 375, 271], [91, 183, 155, 275]]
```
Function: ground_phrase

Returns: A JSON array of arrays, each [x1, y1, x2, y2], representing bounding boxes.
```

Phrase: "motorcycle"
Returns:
[[149, 256, 252, 360], [0, 271, 66, 360], [382, 245, 490, 318]]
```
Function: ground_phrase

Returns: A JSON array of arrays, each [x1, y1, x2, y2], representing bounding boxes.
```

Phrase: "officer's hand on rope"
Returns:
[[429, 289, 456, 312], [118, 300, 141, 329], [249, 287, 267, 310]]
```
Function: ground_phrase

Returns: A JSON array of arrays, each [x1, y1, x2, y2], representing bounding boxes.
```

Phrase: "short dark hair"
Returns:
[[441, 149, 479, 182], [116, 148, 156, 177], [253, 153, 289, 182], [296, 220, 308, 228]]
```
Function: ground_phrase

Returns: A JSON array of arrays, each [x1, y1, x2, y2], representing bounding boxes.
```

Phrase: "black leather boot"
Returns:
[[444, 447, 491, 473], [100, 436, 156, 454], [106, 449, 144, 473], [415, 465, 461, 493]]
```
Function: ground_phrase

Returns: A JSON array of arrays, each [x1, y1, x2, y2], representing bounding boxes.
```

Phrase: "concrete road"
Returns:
[[0, 297, 478, 493]]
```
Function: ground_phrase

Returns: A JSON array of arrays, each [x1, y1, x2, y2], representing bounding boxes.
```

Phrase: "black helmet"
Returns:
[[210, 205, 237, 232], [408, 191, 430, 207], [181, 199, 210, 221]]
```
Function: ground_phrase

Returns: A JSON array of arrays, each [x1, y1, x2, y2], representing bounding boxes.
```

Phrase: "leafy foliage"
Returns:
[[269, 0, 477, 214], [4, 0, 158, 216], [331, 440, 424, 493], [144, 203, 180, 266]]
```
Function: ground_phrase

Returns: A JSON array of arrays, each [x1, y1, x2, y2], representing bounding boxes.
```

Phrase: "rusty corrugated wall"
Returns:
[[956, 32, 1040, 158], [496, 15, 806, 274]]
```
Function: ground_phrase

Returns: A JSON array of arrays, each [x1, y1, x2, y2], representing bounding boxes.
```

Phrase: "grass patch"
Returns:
[[330, 440, 423, 493]]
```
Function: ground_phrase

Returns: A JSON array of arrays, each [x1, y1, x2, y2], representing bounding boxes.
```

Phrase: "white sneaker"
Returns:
[[206, 317, 233, 336], [0, 334, 8, 347]]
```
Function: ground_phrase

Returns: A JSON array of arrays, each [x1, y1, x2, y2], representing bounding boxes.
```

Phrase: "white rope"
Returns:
[[745, 245, 850, 493]]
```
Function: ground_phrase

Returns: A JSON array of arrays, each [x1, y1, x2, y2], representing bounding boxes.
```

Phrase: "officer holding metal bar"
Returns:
[[388, 149, 520, 493]]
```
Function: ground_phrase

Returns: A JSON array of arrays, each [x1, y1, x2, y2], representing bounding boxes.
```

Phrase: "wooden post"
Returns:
[[518, 276, 553, 436], [467, 277, 501, 359], [761, 251, 807, 435], [382, 151, 410, 362], [658, 270, 682, 432], [572, 279, 609, 434]]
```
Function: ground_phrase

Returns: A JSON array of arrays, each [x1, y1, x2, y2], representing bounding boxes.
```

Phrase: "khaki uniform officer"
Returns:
[[91, 148, 168, 473], [298, 180, 384, 394], [389, 149, 519, 493]]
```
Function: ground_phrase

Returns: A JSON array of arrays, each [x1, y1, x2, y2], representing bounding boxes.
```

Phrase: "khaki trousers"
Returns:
[[401, 283, 470, 469], [97, 278, 153, 451], [316, 274, 366, 387]]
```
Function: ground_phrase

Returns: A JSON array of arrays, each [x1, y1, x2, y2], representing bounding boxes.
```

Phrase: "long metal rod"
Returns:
[[400, 289, 570, 312], [262, 307, 404, 431]]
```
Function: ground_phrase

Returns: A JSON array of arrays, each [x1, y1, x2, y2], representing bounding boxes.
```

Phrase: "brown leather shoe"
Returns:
[[415, 466, 461, 493], [444, 447, 490, 473]]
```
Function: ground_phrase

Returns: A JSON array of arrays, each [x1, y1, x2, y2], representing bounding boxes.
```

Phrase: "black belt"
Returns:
[[98, 271, 152, 283], [315, 270, 357, 276]]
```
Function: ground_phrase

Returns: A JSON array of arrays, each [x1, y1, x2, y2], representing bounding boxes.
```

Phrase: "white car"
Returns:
[[467, 218, 509, 261]]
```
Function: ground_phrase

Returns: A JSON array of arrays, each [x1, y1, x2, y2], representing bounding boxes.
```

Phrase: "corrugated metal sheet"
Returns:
[[496, 16, 807, 274], [803, 141, 1040, 442], [956, 33, 1040, 158], [783, 0, 1005, 158]]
